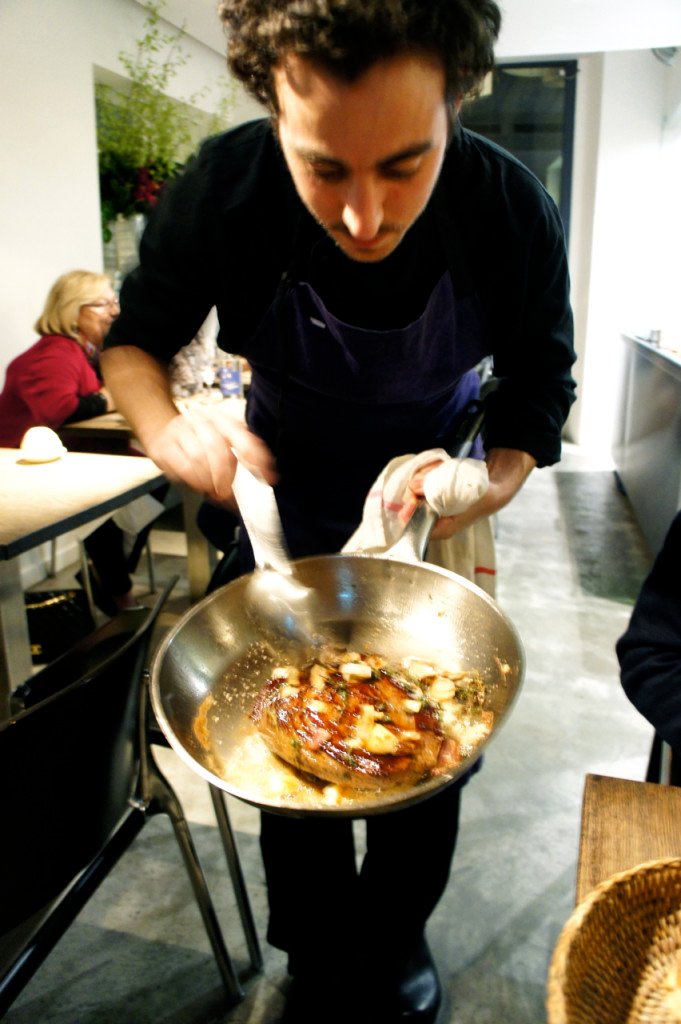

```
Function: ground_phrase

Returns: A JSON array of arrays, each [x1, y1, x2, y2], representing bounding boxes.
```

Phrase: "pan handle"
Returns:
[[381, 500, 438, 564], [381, 375, 498, 565], [447, 374, 499, 459]]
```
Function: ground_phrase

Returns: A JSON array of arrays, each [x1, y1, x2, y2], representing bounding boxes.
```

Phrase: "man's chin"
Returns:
[[330, 230, 402, 263]]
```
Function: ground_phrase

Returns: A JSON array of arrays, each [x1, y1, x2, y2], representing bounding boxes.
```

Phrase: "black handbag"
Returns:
[[24, 589, 95, 664]]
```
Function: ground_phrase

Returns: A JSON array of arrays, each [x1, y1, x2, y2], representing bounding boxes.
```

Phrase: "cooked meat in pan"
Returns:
[[251, 648, 493, 792]]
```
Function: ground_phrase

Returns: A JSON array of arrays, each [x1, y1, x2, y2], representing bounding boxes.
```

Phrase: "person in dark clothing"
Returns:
[[617, 511, 681, 784], [101, 2, 577, 1020]]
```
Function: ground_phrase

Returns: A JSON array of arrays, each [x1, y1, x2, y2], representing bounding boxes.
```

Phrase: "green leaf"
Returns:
[[95, 0, 234, 239]]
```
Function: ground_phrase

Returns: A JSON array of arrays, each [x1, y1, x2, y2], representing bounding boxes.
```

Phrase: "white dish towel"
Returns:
[[342, 449, 497, 598]]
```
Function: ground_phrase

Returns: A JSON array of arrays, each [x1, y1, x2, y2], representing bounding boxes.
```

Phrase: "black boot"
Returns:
[[361, 936, 442, 1023]]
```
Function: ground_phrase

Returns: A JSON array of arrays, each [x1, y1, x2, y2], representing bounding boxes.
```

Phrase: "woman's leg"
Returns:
[[82, 519, 133, 610]]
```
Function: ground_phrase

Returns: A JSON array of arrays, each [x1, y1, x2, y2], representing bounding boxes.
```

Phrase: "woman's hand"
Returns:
[[99, 386, 115, 412], [406, 447, 536, 540]]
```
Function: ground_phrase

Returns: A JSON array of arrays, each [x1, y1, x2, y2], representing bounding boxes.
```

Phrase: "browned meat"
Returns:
[[251, 652, 446, 791]]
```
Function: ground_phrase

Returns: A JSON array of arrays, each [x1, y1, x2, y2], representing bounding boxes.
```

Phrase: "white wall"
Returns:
[[497, 0, 681, 58], [569, 50, 675, 454], [657, 55, 681, 346], [0, 0, 259, 372]]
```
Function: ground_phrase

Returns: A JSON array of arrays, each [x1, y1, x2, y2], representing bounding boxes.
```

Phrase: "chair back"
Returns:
[[0, 579, 176, 934]]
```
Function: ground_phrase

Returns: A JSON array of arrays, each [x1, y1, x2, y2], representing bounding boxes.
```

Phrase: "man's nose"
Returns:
[[341, 177, 384, 239]]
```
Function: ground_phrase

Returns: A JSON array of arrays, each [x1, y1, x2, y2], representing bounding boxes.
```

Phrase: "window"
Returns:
[[461, 61, 577, 244]]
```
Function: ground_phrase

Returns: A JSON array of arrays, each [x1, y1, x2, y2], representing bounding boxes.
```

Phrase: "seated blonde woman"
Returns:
[[0, 269, 159, 614]]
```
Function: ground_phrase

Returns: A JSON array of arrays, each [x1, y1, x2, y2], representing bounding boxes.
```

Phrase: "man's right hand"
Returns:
[[100, 345, 276, 506], [145, 404, 277, 506]]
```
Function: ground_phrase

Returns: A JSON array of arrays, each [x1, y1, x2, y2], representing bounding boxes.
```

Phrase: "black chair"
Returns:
[[0, 576, 258, 1017]]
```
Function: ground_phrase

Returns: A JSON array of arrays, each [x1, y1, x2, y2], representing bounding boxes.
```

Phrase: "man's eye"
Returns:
[[309, 164, 345, 182], [382, 161, 421, 180]]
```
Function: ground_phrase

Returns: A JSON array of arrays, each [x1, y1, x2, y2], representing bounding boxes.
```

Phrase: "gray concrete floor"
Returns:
[[5, 446, 656, 1024]]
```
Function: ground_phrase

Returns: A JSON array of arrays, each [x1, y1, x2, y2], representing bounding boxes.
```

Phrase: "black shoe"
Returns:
[[282, 938, 441, 1024], [279, 973, 360, 1024], [384, 937, 442, 1023]]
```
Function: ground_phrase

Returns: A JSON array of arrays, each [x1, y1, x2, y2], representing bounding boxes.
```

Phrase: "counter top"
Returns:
[[623, 333, 681, 373]]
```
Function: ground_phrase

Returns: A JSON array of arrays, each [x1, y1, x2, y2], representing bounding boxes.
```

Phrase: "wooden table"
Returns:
[[60, 408, 226, 602], [59, 410, 139, 454], [576, 773, 681, 903], [0, 448, 166, 720]]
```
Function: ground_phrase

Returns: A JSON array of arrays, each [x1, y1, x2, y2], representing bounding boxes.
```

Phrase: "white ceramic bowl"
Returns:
[[19, 426, 67, 463]]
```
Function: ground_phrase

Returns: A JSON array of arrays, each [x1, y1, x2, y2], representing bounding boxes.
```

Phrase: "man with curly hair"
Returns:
[[102, 2, 576, 1020]]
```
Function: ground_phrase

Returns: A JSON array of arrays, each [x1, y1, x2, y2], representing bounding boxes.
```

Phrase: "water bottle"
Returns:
[[217, 355, 243, 399]]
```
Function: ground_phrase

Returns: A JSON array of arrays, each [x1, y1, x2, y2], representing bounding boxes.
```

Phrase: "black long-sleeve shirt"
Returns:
[[617, 512, 681, 748], [105, 118, 576, 469]]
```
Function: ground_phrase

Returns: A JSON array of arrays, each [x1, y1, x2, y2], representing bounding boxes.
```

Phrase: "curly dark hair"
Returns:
[[218, 0, 501, 112]]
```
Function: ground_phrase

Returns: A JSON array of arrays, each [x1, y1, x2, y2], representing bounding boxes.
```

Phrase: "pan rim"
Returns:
[[150, 551, 525, 817]]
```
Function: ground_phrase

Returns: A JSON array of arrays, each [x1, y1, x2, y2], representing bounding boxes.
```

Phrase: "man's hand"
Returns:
[[407, 447, 536, 540], [100, 344, 276, 505], [145, 404, 276, 505]]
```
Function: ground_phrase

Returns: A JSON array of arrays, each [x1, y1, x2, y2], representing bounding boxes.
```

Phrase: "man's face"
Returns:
[[273, 53, 450, 263]]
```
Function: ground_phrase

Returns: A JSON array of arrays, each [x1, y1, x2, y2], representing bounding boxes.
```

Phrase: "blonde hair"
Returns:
[[34, 270, 113, 340]]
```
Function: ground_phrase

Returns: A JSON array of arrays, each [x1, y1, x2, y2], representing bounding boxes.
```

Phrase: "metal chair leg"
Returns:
[[144, 539, 156, 595], [48, 538, 58, 577], [148, 769, 244, 1004], [77, 541, 98, 623], [209, 784, 263, 973]]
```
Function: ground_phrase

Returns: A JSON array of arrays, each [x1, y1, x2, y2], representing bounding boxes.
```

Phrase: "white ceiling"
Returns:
[[149, 0, 681, 59]]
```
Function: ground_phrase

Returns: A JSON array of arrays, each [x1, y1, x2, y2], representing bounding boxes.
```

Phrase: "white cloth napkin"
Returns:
[[342, 450, 497, 597]]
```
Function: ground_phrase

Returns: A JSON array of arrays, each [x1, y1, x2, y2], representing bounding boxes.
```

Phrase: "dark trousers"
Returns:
[[83, 484, 169, 600], [83, 518, 132, 598], [260, 778, 463, 965]]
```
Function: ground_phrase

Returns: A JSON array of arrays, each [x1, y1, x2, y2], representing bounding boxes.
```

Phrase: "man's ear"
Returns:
[[446, 97, 463, 143]]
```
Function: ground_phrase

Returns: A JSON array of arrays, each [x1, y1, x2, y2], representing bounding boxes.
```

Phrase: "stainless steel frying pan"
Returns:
[[150, 500, 525, 818]]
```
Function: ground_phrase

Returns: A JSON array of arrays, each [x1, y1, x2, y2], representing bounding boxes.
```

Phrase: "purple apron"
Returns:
[[242, 268, 486, 560]]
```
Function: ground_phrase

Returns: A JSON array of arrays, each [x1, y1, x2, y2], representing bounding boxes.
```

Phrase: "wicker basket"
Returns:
[[547, 858, 681, 1024]]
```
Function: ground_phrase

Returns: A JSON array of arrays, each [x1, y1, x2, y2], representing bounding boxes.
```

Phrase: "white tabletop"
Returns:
[[0, 448, 167, 717], [0, 448, 165, 559]]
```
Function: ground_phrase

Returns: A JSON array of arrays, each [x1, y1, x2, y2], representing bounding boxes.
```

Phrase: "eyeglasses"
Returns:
[[83, 299, 120, 311]]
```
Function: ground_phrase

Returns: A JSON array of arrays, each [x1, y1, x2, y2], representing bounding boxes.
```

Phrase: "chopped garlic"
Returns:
[[341, 661, 373, 681], [441, 707, 492, 748], [273, 666, 300, 685], [345, 704, 382, 750], [280, 683, 300, 699], [402, 658, 436, 680], [309, 663, 329, 691], [403, 698, 423, 714], [365, 723, 399, 754], [307, 699, 327, 713], [427, 676, 457, 702]]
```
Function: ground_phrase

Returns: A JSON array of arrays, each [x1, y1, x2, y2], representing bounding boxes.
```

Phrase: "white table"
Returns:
[[0, 448, 166, 720], [60, 396, 246, 601]]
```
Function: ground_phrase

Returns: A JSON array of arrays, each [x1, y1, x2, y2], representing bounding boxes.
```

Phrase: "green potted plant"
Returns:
[[96, 0, 233, 250]]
